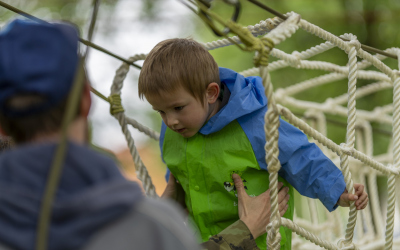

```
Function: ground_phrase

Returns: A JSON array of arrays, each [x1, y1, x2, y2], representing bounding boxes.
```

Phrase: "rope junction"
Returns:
[[1, 1, 400, 249]]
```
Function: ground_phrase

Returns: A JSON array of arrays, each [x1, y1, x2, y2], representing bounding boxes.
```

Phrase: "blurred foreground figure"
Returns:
[[0, 19, 199, 250]]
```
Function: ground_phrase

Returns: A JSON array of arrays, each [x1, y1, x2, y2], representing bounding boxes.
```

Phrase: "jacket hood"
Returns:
[[0, 142, 143, 250], [199, 67, 267, 135]]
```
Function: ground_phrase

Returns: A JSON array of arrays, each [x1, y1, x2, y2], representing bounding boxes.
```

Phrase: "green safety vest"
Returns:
[[163, 120, 294, 249]]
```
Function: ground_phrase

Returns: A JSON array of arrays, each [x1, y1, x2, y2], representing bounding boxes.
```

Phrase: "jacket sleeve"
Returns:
[[200, 220, 259, 250], [277, 118, 346, 212]]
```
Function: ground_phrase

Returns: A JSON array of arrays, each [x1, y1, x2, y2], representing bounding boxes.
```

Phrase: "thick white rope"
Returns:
[[259, 13, 302, 249], [110, 59, 158, 198], [126, 117, 160, 141], [385, 69, 400, 249], [355, 122, 377, 243], [262, 66, 282, 250], [336, 35, 359, 249]]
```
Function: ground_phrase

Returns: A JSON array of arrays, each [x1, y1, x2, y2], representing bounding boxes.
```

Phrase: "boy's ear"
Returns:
[[206, 82, 220, 104]]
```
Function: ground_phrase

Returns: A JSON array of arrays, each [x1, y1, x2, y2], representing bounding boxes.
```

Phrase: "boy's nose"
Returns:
[[166, 115, 179, 127]]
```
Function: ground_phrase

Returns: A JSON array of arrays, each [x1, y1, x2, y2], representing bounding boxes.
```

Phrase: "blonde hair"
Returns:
[[138, 38, 220, 105]]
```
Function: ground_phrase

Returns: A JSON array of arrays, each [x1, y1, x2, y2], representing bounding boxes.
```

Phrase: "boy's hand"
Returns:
[[337, 183, 368, 210], [161, 173, 186, 209], [233, 173, 290, 239]]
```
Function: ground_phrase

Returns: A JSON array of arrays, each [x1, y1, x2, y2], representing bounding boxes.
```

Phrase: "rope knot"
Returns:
[[341, 33, 361, 52], [267, 222, 281, 249], [267, 157, 281, 173], [340, 143, 353, 156], [323, 98, 336, 111], [337, 239, 358, 250], [348, 39, 361, 51], [387, 164, 400, 175], [266, 222, 272, 232], [108, 94, 125, 115], [224, 20, 274, 67], [272, 217, 281, 229], [253, 37, 274, 67], [289, 50, 302, 68]]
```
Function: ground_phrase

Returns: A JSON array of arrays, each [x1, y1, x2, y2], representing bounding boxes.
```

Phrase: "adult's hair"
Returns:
[[0, 69, 87, 144], [138, 38, 220, 105], [0, 94, 77, 144]]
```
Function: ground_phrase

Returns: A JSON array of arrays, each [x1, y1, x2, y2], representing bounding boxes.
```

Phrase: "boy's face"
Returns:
[[146, 86, 217, 138]]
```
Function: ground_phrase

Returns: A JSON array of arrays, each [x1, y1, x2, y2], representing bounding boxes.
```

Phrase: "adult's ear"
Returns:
[[80, 82, 92, 117], [206, 82, 220, 104]]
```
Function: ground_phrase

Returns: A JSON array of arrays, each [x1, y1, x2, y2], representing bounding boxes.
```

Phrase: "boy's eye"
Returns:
[[156, 110, 165, 114], [175, 106, 184, 111]]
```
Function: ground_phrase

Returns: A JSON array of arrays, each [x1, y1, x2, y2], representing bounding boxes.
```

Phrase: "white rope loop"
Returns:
[[336, 35, 360, 247], [259, 15, 302, 248], [260, 65, 282, 250], [385, 173, 397, 250], [110, 60, 158, 198]]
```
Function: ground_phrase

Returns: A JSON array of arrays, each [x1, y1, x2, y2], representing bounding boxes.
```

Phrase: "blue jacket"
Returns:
[[0, 141, 143, 250], [160, 67, 346, 212]]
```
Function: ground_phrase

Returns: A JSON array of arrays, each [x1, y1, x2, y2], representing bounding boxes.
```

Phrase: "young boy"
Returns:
[[138, 38, 368, 249]]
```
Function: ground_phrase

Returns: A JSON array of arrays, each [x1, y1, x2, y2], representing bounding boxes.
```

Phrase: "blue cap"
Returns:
[[0, 19, 79, 117]]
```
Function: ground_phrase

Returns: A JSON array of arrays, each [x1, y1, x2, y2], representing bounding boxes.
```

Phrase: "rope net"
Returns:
[[107, 12, 399, 250]]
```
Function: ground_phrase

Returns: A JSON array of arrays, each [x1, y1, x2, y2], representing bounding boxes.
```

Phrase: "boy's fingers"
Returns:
[[356, 191, 368, 203], [357, 197, 369, 210], [343, 193, 358, 202], [354, 184, 364, 196], [356, 192, 368, 206], [233, 174, 248, 200]]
